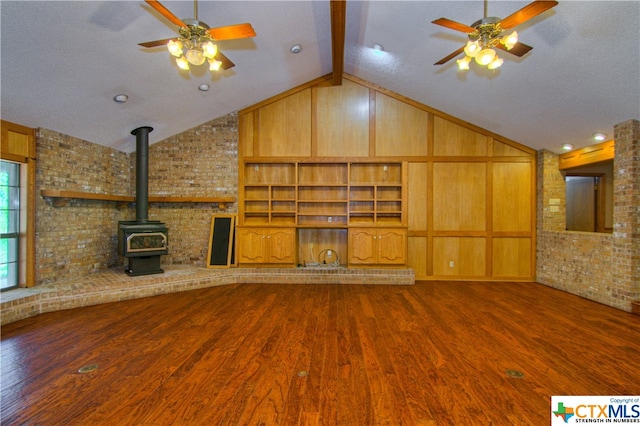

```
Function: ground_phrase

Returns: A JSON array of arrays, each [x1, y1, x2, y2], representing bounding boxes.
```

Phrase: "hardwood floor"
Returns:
[[1, 281, 639, 425]]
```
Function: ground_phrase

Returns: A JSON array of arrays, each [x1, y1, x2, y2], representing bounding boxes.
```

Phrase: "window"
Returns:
[[1, 160, 20, 290]]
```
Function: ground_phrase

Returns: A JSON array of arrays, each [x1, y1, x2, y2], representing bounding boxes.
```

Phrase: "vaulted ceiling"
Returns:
[[1, 1, 638, 153]]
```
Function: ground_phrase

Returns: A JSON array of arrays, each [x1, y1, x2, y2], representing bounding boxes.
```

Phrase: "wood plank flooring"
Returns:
[[2, 281, 639, 425]]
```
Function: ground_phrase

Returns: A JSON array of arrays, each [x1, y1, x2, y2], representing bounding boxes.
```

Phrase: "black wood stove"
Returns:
[[118, 126, 168, 276]]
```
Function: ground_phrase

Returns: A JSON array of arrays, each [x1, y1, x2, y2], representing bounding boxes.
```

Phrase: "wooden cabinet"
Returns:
[[237, 227, 296, 265], [348, 228, 407, 265]]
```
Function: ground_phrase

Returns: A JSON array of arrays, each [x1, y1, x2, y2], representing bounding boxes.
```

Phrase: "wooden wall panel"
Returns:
[[375, 93, 428, 157], [493, 162, 532, 232], [408, 237, 427, 277], [238, 111, 255, 157], [239, 75, 536, 280], [1, 120, 35, 162], [493, 140, 529, 157], [492, 237, 532, 277], [408, 163, 428, 230], [433, 237, 486, 276], [433, 163, 486, 231], [258, 89, 311, 157], [316, 80, 369, 157], [433, 117, 488, 157]]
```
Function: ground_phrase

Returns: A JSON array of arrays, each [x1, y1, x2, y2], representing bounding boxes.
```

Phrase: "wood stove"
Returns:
[[118, 126, 169, 276]]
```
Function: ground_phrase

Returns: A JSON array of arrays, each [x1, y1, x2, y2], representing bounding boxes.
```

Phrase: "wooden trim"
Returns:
[[40, 190, 235, 209], [1, 152, 30, 163], [558, 140, 614, 170], [486, 152, 494, 277], [369, 88, 376, 157], [311, 86, 318, 157], [26, 158, 36, 287]]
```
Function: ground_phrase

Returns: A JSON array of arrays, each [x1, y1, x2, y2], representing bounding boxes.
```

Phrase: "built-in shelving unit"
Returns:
[[239, 162, 405, 229]]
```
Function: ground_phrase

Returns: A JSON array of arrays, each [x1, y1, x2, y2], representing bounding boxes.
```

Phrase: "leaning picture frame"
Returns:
[[206, 214, 237, 268]]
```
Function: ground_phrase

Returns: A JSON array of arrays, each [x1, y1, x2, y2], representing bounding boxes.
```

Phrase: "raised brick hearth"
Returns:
[[0, 266, 414, 325]]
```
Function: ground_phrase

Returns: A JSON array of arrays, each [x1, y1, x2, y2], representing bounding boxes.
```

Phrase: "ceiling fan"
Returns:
[[139, 0, 256, 72], [432, 0, 558, 70]]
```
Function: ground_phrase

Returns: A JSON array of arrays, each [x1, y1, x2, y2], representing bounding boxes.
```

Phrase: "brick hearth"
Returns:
[[1, 266, 414, 325]]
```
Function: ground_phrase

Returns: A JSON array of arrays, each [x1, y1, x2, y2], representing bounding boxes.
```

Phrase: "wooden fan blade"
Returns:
[[495, 41, 533, 57], [431, 17, 476, 34], [434, 46, 465, 65], [499, 1, 558, 30], [208, 23, 256, 41], [138, 38, 175, 48], [216, 52, 235, 70], [145, 0, 187, 28]]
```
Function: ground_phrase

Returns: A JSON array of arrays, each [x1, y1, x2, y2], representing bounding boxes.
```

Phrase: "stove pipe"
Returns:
[[131, 126, 153, 222]]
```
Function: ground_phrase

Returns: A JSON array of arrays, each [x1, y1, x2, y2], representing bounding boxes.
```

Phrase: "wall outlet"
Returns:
[[327, 250, 332, 257], [328, 216, 332, 223], [449, 261, 455, 268]]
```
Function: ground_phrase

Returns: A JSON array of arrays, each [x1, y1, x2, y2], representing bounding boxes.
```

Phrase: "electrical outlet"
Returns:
[[383, 165, 388, 171], [254, 165, 259, 172], [327, 250, 332, 257], [328, 216, 332, 223], [449, 261, 455, 268]]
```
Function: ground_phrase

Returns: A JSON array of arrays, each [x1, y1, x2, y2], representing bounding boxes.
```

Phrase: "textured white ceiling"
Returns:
[[1, 1, 638, 153]]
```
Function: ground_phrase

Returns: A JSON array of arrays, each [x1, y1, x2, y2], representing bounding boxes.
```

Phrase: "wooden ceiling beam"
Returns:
[[330, 0, 346, 86]]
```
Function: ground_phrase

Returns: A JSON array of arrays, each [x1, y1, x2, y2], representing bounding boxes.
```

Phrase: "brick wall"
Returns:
[[36, 128, 132, 284], [35, 114, 238, 285], [143, 113, 238, 266], [611, 119, 640, 310], [536, 119, 639, 311]]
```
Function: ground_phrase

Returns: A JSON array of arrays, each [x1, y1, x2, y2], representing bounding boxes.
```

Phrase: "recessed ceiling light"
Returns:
[[113, 94, 128, 103], [373, 43, 384, 52], [198, 83, 210, 91], [562, 143, 574, 151], [290, 44, 302, 54], [593, 132, 607, 141]]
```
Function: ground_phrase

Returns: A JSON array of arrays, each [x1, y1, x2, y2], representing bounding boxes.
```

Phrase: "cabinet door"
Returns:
[[348, 229, 376, 264], [377, 229, 407, 264], [237, 228, 268, 263], [267, 229, 296, 263]]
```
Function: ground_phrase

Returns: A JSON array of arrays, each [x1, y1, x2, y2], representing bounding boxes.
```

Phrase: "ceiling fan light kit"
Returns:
[[139, 0, 256, 74], [433, 0, 558, 72]]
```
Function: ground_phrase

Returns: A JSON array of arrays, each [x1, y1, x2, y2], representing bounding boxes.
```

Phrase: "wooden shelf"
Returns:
[[239, 162, 405, 227], [41, 190, 235, 209]]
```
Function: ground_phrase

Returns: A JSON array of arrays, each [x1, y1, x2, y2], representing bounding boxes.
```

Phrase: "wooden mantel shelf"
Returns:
[[41, 190, 235, 209]]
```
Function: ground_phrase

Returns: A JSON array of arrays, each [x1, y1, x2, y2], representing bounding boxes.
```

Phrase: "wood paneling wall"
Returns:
[[239, 74, 536, 280]]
